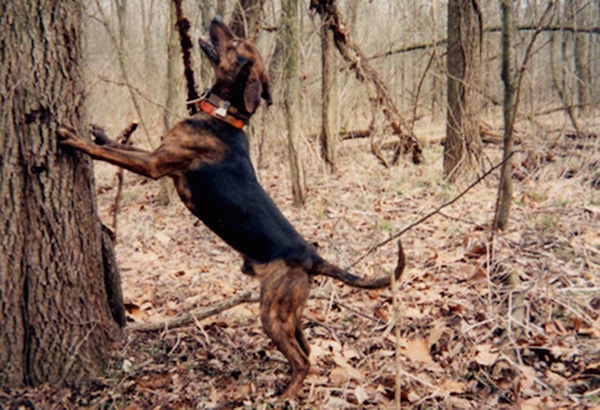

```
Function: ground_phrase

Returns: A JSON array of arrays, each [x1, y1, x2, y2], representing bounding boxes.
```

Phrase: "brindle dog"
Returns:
[[59, 16, 405, 398]]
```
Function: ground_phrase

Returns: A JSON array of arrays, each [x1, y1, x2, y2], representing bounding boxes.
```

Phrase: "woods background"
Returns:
[[84, 0, 599, 167], [1, 0, 600, 408]]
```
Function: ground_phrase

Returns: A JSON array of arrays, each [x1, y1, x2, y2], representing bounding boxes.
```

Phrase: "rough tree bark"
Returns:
[[164, 0, 185, 130], [0, 0, 123, 387], [282, 0, 307, 206], [310, 0, 423, 166], [319, 7, 337, 173], [444, 0, 484, 182]]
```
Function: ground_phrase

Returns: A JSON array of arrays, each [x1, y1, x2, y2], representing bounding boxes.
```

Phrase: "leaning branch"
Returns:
[[348, 152, 518, 269], [310, 0, 423, 165]]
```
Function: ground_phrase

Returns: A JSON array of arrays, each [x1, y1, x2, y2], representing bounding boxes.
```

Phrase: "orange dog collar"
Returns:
[[196, 94, 247, 129]]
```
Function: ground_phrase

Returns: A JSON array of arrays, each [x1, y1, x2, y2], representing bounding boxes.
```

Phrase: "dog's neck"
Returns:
[[195, 90, 249, 129]]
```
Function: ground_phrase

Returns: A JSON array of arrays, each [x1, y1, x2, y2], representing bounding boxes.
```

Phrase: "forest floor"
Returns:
[[2, 116, 600, 409]]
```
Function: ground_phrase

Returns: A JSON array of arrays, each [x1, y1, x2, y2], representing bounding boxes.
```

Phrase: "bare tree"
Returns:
[[93, 0, 152, 145], [0, 0, 122, 387], [494, 1, 555, 231], [140, 0, 157, 83], [317, 3, 337, 173], [200, 0, 220, 86], [444, 0, 484, 182], [164, 0, 185, 132], [230, 0, 267, 41], [495, 0, 516, 231], [282, 0, 307, 206], [571, 0, 592, 117]]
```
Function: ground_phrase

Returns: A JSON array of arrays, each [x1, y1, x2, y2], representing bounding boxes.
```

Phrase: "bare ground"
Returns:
[[2, 118, 599, 409]]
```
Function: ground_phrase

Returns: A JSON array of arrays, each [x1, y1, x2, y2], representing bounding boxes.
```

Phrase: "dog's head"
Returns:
[[199, 16, 272, 117]]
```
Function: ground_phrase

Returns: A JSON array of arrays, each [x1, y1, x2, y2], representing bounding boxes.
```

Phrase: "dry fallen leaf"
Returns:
[[354, 384, 368, 404], [332, 355, 365, 381], [520, 397, 543, 410], [428, 320, 446, 348], [404, 338, 433, 364], [329, 366, 351, 384], [438, 379, 466, 395], [519, 366, 537, 392], [474, 344, 499, 366]]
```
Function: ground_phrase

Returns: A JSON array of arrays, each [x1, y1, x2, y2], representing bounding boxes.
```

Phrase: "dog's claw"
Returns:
[[57, 126, 73, 140], [57, 125, 84, 147]]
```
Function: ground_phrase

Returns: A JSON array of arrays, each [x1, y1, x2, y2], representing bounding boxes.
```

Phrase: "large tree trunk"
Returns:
[[0, 0, 122, 387], [282, 0, 307, 206], [444, 0, 484, 182], [164, 1, 185, 132], [320, 9, 337, 173]]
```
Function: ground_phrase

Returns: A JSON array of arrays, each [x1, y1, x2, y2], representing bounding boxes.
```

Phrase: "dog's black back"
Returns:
[[183, 118, 314, 266]]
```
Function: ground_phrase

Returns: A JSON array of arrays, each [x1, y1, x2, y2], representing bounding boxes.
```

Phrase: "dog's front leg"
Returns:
[[58, 127, 192, 180]]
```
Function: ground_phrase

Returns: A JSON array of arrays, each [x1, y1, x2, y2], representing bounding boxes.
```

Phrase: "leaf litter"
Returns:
[[1, 121, 599, 409]]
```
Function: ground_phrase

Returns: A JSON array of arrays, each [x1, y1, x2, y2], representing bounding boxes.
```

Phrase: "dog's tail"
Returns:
[[311, 240, 405, 289]]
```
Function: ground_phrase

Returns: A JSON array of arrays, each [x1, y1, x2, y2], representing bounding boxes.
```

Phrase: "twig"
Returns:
[[331, 297, 382, 323], [112, 123, 138, 238], [409, 50, 437, 131], [438, 211, 485, 228], [347, 152, 518, 270], [98, 77, 182, 120]]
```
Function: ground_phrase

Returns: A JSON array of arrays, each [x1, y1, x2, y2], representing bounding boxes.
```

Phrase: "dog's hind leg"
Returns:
[[259, 267, 311, 398]]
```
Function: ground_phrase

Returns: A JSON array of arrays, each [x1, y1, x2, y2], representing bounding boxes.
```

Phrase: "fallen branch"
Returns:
[[128, 288, 348, 332], [128, 291, 257, 332], [307, 128, 371, 141]]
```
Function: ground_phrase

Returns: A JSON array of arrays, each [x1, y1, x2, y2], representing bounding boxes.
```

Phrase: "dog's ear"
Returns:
[[244, 74, 262, 114], [244, 68, 272, 114], [260, 71, 272, 106]]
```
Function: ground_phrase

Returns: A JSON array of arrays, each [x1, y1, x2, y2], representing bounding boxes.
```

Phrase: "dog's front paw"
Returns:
[[57, 125, 84, 147]]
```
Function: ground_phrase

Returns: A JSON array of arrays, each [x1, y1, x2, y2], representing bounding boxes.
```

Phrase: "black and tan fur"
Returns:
[[59, 16, 405, 398]]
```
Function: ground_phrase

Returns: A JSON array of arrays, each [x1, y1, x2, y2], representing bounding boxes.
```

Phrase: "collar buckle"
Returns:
[[214, 101, 231, 118]]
